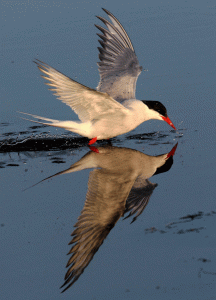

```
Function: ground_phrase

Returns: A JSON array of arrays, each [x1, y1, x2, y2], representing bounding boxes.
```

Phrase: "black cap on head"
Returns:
[[142, 101, 167, 117], [153, 156, 173, 176]]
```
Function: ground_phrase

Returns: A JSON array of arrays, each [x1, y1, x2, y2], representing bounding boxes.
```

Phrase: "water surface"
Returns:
[[1, 1, 215, 299]]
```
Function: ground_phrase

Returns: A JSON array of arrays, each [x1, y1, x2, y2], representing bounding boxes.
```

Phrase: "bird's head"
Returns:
[[142, 100, 176, 130]]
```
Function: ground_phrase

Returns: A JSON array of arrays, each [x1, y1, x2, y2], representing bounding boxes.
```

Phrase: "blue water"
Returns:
[[1, 1, 216, 299]]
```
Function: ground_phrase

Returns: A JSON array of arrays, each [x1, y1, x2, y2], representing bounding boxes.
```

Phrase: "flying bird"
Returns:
[[20, 8, 176, 145]]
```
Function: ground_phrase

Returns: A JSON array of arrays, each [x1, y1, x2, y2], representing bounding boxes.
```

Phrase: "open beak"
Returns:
[[162, 116, 176, 130]]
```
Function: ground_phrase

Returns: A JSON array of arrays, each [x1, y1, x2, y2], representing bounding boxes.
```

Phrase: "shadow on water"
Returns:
[[26, 143, 178, 292], [0, 122, 184, 154], [0, 125, 183, 170], [144, 211, 216, 235], [0, 134, 88, 153]]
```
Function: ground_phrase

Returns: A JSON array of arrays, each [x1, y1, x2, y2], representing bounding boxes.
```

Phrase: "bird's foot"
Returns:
[[88, 137, 97, 145]]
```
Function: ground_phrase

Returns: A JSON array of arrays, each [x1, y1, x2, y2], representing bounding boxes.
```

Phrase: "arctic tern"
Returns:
[[20, 8, 176, 145]]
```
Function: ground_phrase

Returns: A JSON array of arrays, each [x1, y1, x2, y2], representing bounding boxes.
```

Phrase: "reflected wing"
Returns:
[[124, 178, 158, 223], [34, 59, 127, 122], [96, 8, 142, 102], [61, 169, 132, 292]]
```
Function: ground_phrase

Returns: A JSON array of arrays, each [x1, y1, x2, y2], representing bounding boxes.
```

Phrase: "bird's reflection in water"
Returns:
[[40, 144, 177, 292]]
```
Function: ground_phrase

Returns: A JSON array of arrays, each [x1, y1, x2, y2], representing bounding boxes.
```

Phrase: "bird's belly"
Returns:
[[90, 116, 138, 140]]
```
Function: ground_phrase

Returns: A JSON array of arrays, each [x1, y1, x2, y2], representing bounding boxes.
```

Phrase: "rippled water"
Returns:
[[1, 1, 215, 299]]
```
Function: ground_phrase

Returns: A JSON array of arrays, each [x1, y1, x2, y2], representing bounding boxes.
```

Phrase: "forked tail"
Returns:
[[18, 111, 87, 136]]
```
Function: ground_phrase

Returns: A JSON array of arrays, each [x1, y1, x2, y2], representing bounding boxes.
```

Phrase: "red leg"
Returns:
[[89, 146, 99, 153], [88, 137, 97, 145]]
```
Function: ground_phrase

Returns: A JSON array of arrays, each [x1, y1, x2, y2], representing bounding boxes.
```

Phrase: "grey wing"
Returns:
[[96, 8, 143, 102], [60, 169, 128, 292], [123, 178, 158, 223]]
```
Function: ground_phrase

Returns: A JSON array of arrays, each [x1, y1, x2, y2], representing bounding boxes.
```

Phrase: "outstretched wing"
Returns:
[[61, 169, 130, 292], [124, 178, 158, 223], [96, 8, 142, 102], [34, 59, 127, 122]]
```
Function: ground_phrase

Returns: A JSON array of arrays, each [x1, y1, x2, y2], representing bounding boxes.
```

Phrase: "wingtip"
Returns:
[[33, 58, 49, 69], [96, 8, 111, 20], [33, 58, 41, 64], [60, 286, 70, 293], [60, 280, 74, 293], [60, 282, 65, 289], [94, 24, 106, 35], [130, 218, 136, 224], [102, 8, 110, 14], [94, 24, 101, 30], [60, 284, 67, 293], [96, 15, 104, 22]]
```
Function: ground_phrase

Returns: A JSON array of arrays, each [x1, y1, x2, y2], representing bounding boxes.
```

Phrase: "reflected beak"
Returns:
[[162, 116, 176, 130], [166, 142, 178, 159]]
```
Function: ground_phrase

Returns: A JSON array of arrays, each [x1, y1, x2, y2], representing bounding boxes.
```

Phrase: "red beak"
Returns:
[[162, 116, 176, 130], [166, 142, 178, 159]]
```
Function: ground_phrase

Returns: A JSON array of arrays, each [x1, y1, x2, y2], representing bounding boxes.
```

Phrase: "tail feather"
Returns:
[[18, 111, 59, 123], [19, 116, 58, 128], [23, 162, 83, 191], [18, 111, 88, 136], [18, 111, 68, 129]]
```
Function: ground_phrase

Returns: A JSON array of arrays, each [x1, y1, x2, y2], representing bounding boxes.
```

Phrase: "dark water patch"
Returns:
[[198, 268, 216, 278], [2, 130, 40, 137], [51, 160, 66, 164], [29, 125, 47, 129], [50, 156, 66, 164], [180, 211, 204, 221], [149, 141, 173, 146], [176, 227, 205, 234], [198, 258, 211, 263], [50, 156, 64, 160], [19, 131, 33, 135], [2, 132, 17, 137], [0, 134, 88, 153], [50, 157, 66, 164], [167, 211, 216, 228], [126, 130, 184, 143], [127, 131, 168, 141], [145, 226, 166, 234], [1, 129, 48, 138], [0, 148, 78, 168], [0, 123, 10, 127], [1, 131, 174, 153], [144, 211, 215, 235]]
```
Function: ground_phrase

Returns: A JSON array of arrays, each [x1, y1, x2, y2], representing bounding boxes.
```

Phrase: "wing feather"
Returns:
[[34, 59, 127, 122], [96, 9, 142, 102], [60, 169, 128, 292], [124, 179, 158, 223]]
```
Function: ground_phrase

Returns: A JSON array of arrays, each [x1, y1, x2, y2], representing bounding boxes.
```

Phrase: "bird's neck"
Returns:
[[123, 99, 161, 123]]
